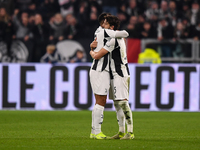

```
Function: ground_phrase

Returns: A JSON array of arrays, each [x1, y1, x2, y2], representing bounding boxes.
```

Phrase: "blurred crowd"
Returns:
[[0, 0, 200, 62]]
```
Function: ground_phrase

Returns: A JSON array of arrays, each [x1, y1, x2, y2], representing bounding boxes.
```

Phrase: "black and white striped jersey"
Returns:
[[91, 26, 129, 72], [103, 38, 130, 78]]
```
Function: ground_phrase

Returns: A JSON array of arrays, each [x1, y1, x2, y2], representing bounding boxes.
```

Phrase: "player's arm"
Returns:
[[90, 39, 115, 60], [90, 49, 108, 60], [90, 37, 97, 50], [105, 29, 129, 38]]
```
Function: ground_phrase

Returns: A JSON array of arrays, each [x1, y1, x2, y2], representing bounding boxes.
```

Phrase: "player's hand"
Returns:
[[90, 37, 97, 50]]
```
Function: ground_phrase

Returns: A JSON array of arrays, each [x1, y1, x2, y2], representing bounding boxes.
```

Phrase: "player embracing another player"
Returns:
[[90, 14, 134, 140]]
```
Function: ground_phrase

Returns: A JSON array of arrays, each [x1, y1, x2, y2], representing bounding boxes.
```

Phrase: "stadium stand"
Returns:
[[0, 0, 200, 63]]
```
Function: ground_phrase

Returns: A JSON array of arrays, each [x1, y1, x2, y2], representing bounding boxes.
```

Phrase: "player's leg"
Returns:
[[111, 100, 126, 139], [93, 94, 106, 134], [91, 94, 106, 137], [114, 100, 125, 133], [90, 70, 110, 139], [91, 94, 108, 139], [109, 80, 126, 139], [110, 75, 134, 139], [118, 100, 134, 140]]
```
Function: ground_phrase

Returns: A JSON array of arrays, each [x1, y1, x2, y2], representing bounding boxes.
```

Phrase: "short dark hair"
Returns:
[[105, 15, 120, 30], [98, 12, 111, 25]]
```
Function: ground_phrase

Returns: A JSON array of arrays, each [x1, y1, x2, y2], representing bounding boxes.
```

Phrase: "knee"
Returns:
[[95, 95, 107, 106], [97, 99, 106, 106]]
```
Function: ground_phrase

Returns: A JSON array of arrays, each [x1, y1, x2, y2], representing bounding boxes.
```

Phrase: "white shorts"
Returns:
[[109, 73, 130, 101], [90, 69, 110, 95]]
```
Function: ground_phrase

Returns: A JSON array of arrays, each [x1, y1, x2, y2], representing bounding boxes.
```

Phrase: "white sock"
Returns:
[[114, 101, 125, 133], [118, 101, 133, 133], [93, 104, 104, 135]]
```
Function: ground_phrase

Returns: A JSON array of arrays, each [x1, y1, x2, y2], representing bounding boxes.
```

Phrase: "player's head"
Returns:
[[98, 12, 111, 27], [104, 15, 120, 30]]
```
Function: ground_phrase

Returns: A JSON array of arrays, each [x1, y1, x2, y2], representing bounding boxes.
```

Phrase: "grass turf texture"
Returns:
[[0, 111, 199, 150]]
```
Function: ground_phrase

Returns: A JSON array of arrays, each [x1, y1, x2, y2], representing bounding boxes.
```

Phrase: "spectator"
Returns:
[[136, 14, 146, 34], [32, 14, 51, 62], [0, 7, 10, 23], [191, 20, 200, 41], [190, 1, 200, 26], [145, 1, 159, 21], [85, 12, 99, 39], [181, 18, 191, 33], [117, 11, 129, 30], [90, 4, 99, 16], [126, 0, 141, 17], [1, 0, 200, 63], [118, 0, 128, 15], [173, 21, 189, 40], [158, 0, 170, 20], [181, 17, 191, 38], [49, 13, 67, 44], [64, 13, 82, 40], [13, 10, 34, 61], [157, 18, 174, 57], [40, 44, 61, 64], [168, 0, 182, 27], [140, 21, 157, 38], [173, 21, 191, 58], [75, 0, 90, 27], [58, 0, 75, 17], [13, 11, 33, 40], [157, 18, 174, 40], [68, 49, 86, 63], [0, 7, 15, 56], [125, 15, 140, 38], [181, 2, 191, 20], [138, 14, 145, 24], [0, 0, 15, 15]]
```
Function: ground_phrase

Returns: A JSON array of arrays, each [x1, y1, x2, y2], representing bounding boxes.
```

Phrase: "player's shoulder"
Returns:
[[95, 26, 103, 34], [104, 28, 116, 33]]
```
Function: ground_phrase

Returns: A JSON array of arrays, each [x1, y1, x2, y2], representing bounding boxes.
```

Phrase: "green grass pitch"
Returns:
[[0, 111, 199, 150]]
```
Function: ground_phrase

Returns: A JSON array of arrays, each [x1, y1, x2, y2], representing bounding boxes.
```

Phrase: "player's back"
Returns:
[[116, 38, 128, 65], [110, 38, 129, 77]]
